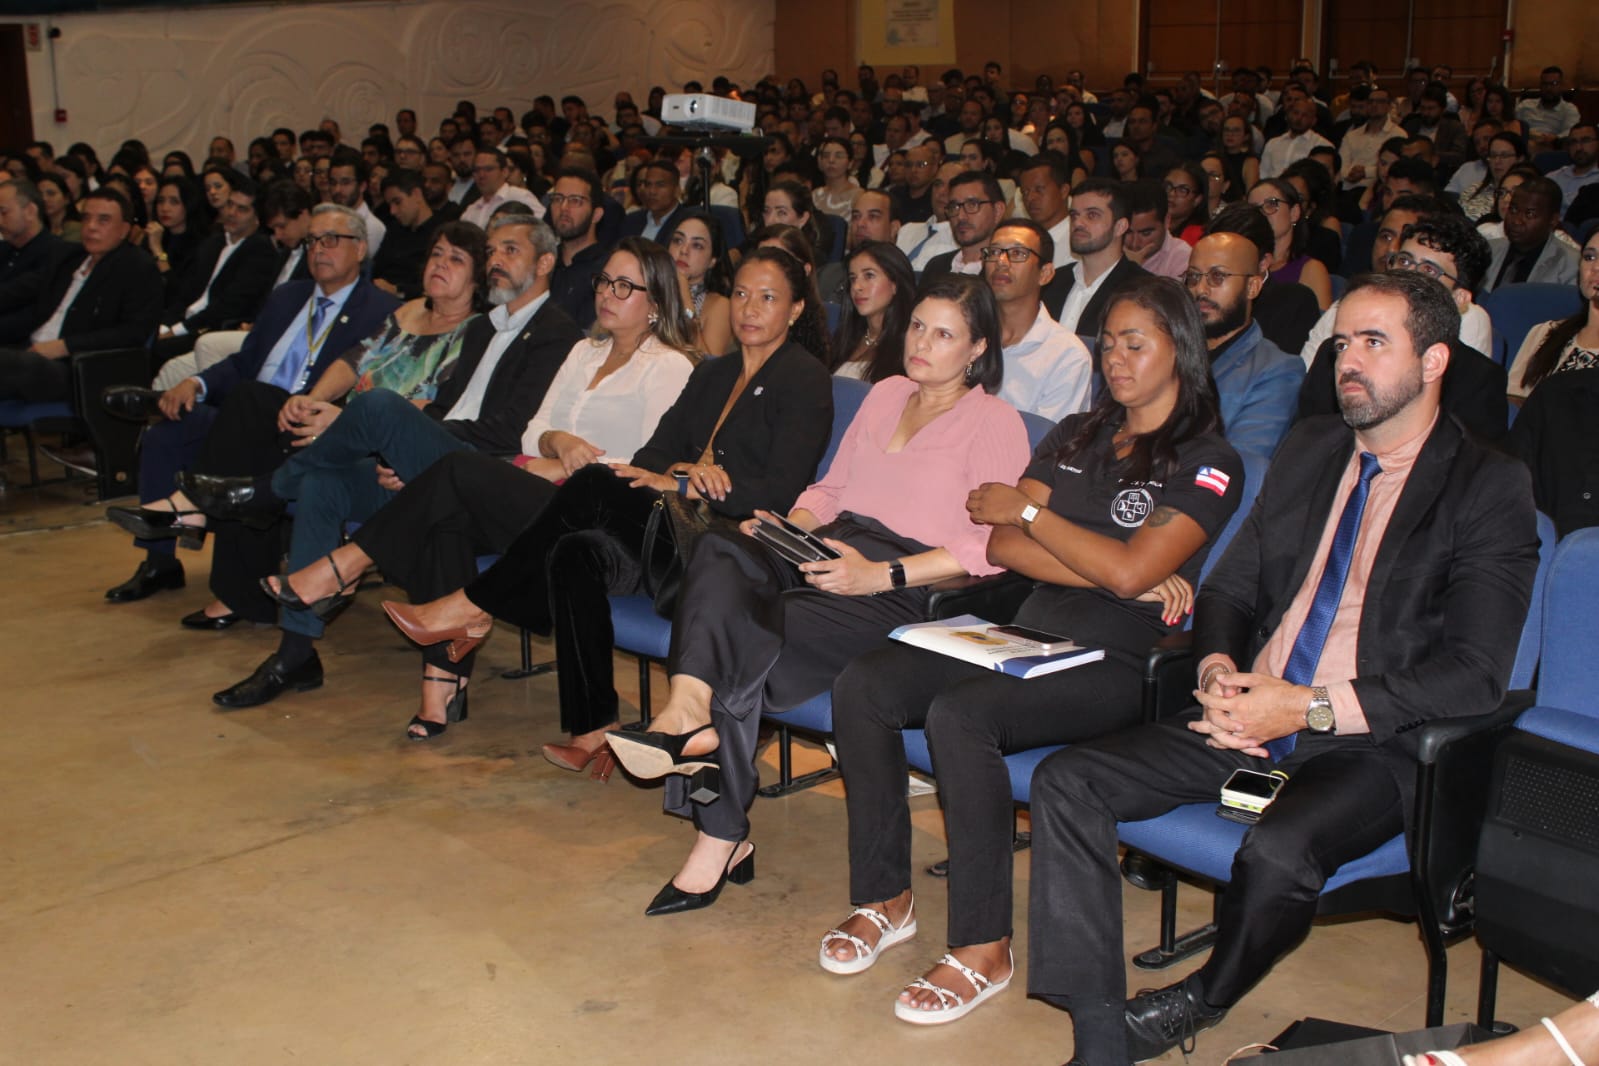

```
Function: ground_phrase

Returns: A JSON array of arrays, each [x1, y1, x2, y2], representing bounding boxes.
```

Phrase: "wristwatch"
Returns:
[[673, 471, 690, 496], [1305, 686, 1336, 733], [1019, 503, 1040, 528], [887, 559, 907, 590]]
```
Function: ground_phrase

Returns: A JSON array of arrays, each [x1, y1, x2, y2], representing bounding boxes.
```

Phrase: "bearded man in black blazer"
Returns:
[[1024, 271, 1540, 1066]]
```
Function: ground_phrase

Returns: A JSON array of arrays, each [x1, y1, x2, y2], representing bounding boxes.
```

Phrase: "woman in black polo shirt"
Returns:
[[816, 274, 1245, 1027]]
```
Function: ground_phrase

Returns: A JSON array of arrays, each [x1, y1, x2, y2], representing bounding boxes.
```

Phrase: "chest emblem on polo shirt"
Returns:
[[1111, 487, 1154, 528]]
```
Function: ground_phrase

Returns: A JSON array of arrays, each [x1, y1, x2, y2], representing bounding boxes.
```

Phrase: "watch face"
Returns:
[[1306, 702, 1336, 732]]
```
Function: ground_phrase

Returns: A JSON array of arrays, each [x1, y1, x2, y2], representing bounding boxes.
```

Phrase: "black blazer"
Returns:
[[425, 298, 584, 455], [619, 204, 689, 241], [919, 250, 969, 281], [1195, 414, 1539, 775], [0, 230, 78, 343], [632, 340, 833, 518], [162, 231, 279, 334], [1298, 336, 1509, 443], [25, 241, 163, 355], [198, 277, 400, 404], [1042, 255, 1148, 334], [1506, 366, 1599, 537]]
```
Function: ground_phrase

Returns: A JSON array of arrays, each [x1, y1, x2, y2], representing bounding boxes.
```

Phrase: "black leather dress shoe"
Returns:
[[101, 385, 165, 422], [176, 472, 284, 528], [180, 607, 242, 630], [1124, 973, 1227, 1062], [213, 651, 323, 709], [105, 560, 186, 602]]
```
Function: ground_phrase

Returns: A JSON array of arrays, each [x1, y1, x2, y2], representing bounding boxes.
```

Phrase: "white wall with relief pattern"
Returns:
[[22, 0, 774, 158]]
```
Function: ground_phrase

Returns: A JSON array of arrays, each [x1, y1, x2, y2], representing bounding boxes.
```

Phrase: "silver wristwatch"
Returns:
[[1305, 686, 1336, 733]]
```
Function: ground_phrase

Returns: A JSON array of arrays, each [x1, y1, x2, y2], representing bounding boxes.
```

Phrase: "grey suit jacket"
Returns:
[[1482, 236, 1580, 292]]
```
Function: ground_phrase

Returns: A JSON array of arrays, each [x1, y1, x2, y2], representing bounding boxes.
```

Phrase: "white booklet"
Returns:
[[889, 614, 1106, 679]]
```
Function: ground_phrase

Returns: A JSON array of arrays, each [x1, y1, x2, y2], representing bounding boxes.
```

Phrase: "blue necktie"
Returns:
[[906, 223, 941, 264], [269, 296, 334, 392], [1269, 451, 1383, 761]]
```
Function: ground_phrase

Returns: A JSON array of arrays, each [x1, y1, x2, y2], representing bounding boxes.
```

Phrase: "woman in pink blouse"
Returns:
[[606, 274, 1032, 915]]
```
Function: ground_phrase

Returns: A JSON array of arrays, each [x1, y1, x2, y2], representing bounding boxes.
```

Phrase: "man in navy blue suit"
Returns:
[[104, 205, 399, 609]]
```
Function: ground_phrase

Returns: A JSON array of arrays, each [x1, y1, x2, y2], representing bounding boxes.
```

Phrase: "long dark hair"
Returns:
[[154, 176, 205, 232], [661, 209, 735, 296], [736, 244, 830, 361], [831, 241, 916, 382], [1054, 274, 1223, 484], [766, 179, 827, 262], [915, 273, 1005, 394], [1168, 159, 1212, 231], [748, 223, 832, 364], [1518, 231, 1599, 391]]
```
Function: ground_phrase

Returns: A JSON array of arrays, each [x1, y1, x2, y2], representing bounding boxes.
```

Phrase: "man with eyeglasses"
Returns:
[[1483, 178, 1579, 293], [1300, 213, 1507, 441], [1184, 227, 1303, 457], [100, 204, 399, 606], [460, 148, 543, 230], [371, 169, 445, 300], [547, 167, 613, 329], [980, 218, 1092, 420], [326, 148, 387, 257], [1046, 178, 1147, 335], [391, 135, 427, 174], [922, 172, 1009, 279], [1547, 124, 1599, 221], [896, 162, 961, 271], [620, 159, 686, 241], [891, 142, 940, 224]]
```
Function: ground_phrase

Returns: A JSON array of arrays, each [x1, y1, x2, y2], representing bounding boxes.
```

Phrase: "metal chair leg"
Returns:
[[499, 627, 555, 680]]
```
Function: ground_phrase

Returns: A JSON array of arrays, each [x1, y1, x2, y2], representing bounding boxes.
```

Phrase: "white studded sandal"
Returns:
[[893, 949, 1013, 1025], [818, 898, 917, 975]]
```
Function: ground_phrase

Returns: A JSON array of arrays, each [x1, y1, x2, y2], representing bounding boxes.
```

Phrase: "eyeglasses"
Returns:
[[946, 197, 1001, 216], [1164, 182, 1197, 196], [546, 193, 590, 208], [301, 232, 361, 250], [1486, 151, 1520, 162], [980, 245, 1038, 263], [1182, 267, 1257, 289], [1252, 197, 1287, 215], [591, 272, 643, 298], [1386, 251, 1459, 285]]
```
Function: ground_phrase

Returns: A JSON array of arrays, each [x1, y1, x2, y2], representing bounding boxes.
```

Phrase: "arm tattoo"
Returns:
[[1144, 505, 1180, 528]]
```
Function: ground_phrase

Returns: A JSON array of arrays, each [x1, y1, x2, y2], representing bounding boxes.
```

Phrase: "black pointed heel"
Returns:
[[261, 552, 358, 620], [407, 675, 469, 741], [644, 842, 756, 916], [606, 723, 721, 784], [106, 504, 208, 548]]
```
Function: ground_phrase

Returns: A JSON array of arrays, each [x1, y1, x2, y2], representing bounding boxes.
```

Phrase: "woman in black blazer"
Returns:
[[382, 247, 834, 764]]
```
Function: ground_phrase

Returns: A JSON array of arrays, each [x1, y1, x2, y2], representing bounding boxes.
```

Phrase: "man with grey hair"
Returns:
[[174, 213, 584, 709], [101, 203, 398, 608]]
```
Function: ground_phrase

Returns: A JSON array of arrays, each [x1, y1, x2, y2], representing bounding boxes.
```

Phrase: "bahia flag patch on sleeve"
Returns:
[[1195, 466, 1231, 496]]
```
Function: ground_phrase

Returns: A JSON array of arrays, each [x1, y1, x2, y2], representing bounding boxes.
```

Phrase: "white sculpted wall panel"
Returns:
[[24, 0, 774, 156]]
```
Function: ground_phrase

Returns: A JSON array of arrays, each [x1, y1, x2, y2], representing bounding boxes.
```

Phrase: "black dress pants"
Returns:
[[193, 381, 295, 623], [351, 449, 557, 674], [1025, 711, 1407, 1060], [832, 643, 1143, 945], [665, 520, 932, 843], [461, 463, 660, 733], [0, 348, 71, 402]]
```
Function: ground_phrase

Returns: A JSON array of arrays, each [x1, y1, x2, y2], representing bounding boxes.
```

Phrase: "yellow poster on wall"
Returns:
[[858, 0, 957, 65]]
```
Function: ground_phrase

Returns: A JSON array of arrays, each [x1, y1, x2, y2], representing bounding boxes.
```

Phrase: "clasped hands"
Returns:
[[277, 394, 339, 446], [1190, 661, 1312, 757]]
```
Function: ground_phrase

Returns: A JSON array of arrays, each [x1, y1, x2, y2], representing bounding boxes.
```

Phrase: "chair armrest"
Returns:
[[69, 346, 151, 499], [1410, 689, 1536, 935], [1141, 632, 1195, 723], [924, 571, 1036, 623]]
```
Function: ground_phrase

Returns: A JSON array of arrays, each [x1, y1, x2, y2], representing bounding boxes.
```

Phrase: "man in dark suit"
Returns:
[[1042, 178, 1148, 335], [1024, 271, 1540, 1065], [193, 214, 584, 708], [0, 187, 162, 403], [103, 204, 399, 608], [1299, 214, 1507, 441], [150, 174, 278, 367], [618, 159, 687, 242], [0, 180, 76, 341]]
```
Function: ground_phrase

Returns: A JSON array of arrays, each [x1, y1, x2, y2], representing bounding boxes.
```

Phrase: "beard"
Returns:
[[551, 212, 592, 241], [1198, 293, 1250, 340], [1069, 227, 1114, 256], [1337, 362, 1424, 430], [487, 270, 535, 307]]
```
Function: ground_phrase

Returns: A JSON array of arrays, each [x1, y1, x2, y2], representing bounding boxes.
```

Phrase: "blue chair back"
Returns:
[[709, 205, 745, 251], [1328, 273, 1347, 302], [1196, 449, 1270, 590], [1479, 283, 1586, 361], [823, 376, 870, 473], [1533, 527, 1599, 712], [823, 214, 847, 264], [1019, 409, 1055, 452], [1510, 512, 1560, 691], [1491, 329, 1510, 368]]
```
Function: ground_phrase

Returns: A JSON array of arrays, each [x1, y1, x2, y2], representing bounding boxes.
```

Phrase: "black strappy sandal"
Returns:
[[407, 675, 469, 741], [260, 553, 358, 620]]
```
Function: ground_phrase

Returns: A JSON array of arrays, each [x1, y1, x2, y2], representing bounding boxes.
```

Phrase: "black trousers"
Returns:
[[193, 381, 295, 623], [832, 643, 1143, 945], [0, 348, 71, 403], [1025, 711, 1407, 1060], [351, 449, 557, 674], [460, 463, 658, 730], [665, 522, 932, 843]]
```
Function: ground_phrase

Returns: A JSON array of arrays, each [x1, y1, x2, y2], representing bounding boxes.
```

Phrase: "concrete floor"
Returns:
[[0, 453, 1573, 1066]]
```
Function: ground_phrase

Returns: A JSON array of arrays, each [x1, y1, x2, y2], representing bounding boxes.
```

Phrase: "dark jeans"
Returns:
[[1025, 712, 1407, 1062], [832, 643, 1143, 945], [268, 389, 471, 639], [665, 520, 932, 843], [353, 449, 557, 675]]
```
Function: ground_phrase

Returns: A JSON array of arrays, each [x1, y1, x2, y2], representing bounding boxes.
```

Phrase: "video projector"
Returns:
[[661, 93, 757, 133]]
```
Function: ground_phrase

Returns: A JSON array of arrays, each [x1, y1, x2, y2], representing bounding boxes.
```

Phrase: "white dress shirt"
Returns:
[[355, 201, 387, 257], [897, 218, 958, 271], [173, 232, 246, 335], [998, 305, 1093, 420], [1260, 129, 1333, 180], [273, 244, 305, 288], [31, 257, 94, 344], [444, 292, 549, 422], [519, 334, 696, 459], [1339, 119, 1405, 189], [460, 184, 545, 229], [1055, 259, 1117, 335]]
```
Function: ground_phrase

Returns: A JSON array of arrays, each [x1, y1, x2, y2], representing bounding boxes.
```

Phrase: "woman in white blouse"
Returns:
[[267, 238, 697, 741]]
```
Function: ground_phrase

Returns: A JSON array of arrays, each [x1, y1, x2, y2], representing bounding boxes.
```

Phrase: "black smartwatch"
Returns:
[[887, 559, 907, 590]]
